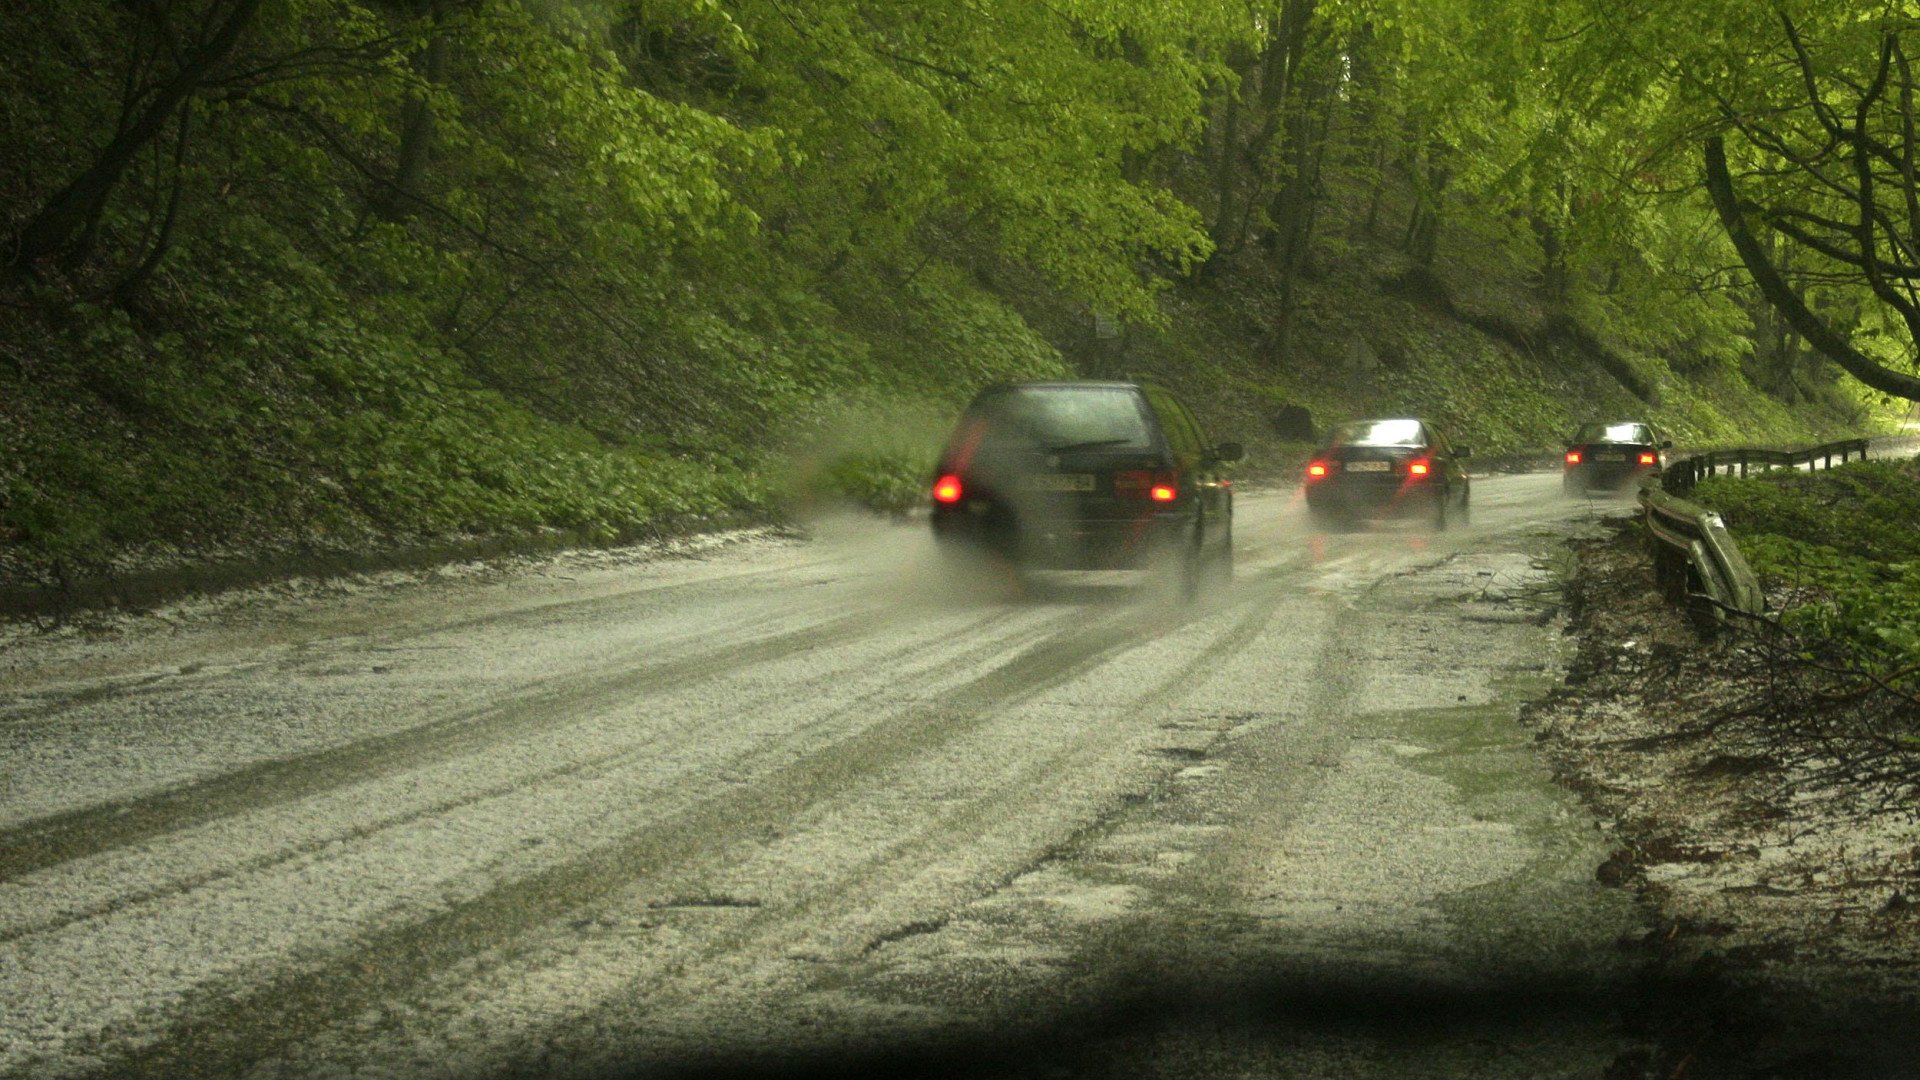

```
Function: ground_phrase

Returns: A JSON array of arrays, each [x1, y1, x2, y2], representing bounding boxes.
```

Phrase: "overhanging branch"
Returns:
[[1704, 135, 1920, 401]]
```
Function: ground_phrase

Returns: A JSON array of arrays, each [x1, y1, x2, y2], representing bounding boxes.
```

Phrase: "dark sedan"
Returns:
[[930, 381, 1241, 596], [1303, 417, 1471, 529], [1563, 421, 1671, 493]]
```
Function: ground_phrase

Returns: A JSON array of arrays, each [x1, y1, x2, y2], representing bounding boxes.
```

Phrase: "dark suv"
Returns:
[[930, 381, 1242, 593]]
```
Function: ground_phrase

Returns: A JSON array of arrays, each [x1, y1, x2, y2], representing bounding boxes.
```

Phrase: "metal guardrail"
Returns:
[[1661, 438, 1870, 496], [1638, 438, 1874, 620], [1638, 479, 1766, 618]]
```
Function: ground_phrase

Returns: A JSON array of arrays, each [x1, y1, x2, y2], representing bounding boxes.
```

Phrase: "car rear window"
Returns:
[[1575, 423, 1652, 443], [969, 387, 1157, 452], [1327, 419, 1425, 447]]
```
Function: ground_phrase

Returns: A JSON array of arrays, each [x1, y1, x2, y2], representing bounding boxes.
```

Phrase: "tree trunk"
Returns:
[[1203, 51, 1248, 269], [6, 0, 264, 280], [376, 3, 449, 222]]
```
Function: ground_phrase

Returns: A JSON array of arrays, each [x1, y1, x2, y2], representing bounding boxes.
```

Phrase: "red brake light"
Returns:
[[1639, 452, 1657, 465], [1117, 469, 1180, 500], [1565, 451, 1582, 465], [933, 475, 964, 504], [1307, 462, 1329, 479], [1408, 460, 1431, 477]]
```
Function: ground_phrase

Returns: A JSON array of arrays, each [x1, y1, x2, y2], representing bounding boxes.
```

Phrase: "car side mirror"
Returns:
[[1455, 447, 1472, 458], [1660, 440, 1673, 449], [1210, 441, 1245, 464]]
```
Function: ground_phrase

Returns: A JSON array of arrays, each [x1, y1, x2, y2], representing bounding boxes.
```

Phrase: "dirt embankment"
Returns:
[[1526, 522, 1920, 1078]]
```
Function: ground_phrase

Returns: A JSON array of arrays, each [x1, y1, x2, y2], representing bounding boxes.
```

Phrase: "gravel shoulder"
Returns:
[[1524, 516, 1920, 1078]]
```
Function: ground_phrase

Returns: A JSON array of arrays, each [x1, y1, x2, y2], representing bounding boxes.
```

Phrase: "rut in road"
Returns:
[[0, 599, 1052, 945], [0, 547, 845, 728], [0, 610, 889, 882], [44, 594, 1272, 1080]]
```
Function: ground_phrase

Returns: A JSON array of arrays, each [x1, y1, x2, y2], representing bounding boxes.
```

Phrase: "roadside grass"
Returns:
[[1692, 456, 1920, 686]]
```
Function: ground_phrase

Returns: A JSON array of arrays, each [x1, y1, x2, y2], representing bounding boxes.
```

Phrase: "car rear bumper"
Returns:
[[1565, 463, 1656, 487], [932, 506, 1191, 569], [1305, 477, 1444, 515]]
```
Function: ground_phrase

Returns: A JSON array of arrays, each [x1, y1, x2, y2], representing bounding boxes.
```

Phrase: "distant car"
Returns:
[[1563, 421, 1671, 494], [1303, 417, 1471, 529], [929, 381, 1242, 595]]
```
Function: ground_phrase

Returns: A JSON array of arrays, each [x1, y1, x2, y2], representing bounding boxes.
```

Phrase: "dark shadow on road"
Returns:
[[551, 958, 1920, 1080]]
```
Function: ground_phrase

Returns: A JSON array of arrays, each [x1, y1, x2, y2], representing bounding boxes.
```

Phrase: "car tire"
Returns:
[[1457, 483, 1471, 526], [1213, 519, 1234, 584], [1178, 521, 1206, 602], [1562, 473, 1581, 497], [1431, 487, 1450, 531]]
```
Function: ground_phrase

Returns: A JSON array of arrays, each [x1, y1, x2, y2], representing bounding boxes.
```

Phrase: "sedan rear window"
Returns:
[[1327, 419, 1425, 447], [1574, 423, 1652, 443], [970, 387, 1156, 452]]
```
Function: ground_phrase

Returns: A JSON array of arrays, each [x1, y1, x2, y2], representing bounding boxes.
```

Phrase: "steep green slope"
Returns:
[[2, 205, 1873, 597]]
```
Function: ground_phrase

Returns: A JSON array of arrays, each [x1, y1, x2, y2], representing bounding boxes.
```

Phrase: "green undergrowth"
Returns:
[[1693, 457, 1920, 677], [1, 228, 1884, 596], [0, 152, 1891, 596], [1094, 238, 1882, 482], [0, 248, 1064, 589]]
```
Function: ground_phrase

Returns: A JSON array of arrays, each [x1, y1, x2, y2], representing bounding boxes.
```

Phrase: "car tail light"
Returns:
[[1306, 462, 1329, 479], [1639, 452, 1657, 465], [1565, 451, 1582, 465], [1116, 469, 1180, 500], [932, 474, 964, 504], [1408, 460, 1431, 477]]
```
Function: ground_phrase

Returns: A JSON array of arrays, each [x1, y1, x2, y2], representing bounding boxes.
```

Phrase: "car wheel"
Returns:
[[1178, 522, 1206, 602], [1431, 487, 1450, 531], [1212, 518, 1234, 584], [1457, 483, 1471, 526], [1562, 473, 1581, 497]]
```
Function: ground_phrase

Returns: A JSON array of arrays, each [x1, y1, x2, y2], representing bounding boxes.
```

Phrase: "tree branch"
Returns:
[[5, 0, 265, 280], [1704, 135, 1920, 400]]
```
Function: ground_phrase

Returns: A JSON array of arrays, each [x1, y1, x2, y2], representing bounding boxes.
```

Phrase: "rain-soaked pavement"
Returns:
[[1, 473, 1662, 1079]]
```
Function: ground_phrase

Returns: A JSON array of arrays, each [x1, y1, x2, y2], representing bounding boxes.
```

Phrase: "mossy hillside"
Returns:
[[0, 240, 1066, 587]]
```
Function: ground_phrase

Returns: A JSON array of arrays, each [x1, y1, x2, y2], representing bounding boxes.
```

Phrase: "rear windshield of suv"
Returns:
[[1327, 419, 1425, 447], [1574, 423, 1652, 443], [969, 386, 1157, 452]]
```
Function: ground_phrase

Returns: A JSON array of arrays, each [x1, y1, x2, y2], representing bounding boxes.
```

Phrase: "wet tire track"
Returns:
[[0, 607, 1045, 943], [50, 601, 1171, 1080], [0, 610, 883, 882], [0, 549, 842, 727], [459, 594, 1294, 1079]]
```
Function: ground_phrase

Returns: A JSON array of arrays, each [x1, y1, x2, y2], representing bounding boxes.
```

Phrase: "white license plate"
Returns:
[[1590, 452, 1628, 462], [1025, 473, 1096, 492], [1346, 460, 1391, 472]]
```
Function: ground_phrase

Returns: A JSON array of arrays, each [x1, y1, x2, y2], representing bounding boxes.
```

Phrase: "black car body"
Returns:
[[1563, 421, 1671, 493], [1303, 417, 1471, 528], [929, 381, 1240, 589]]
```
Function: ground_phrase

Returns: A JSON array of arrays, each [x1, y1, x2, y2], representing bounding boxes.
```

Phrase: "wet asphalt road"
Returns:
[[1, 474, 1654, 1079]]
